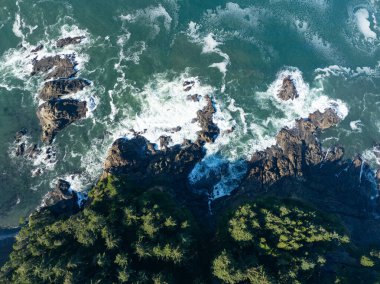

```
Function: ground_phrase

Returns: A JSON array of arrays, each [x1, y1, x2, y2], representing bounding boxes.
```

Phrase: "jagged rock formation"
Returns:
[[246, 108, 342, 184], [41, 179, 80, 216], [29, 36, 90, 144], [196, 95, 220, 143], [104, 136, 205, 186], [56, 36, 85, 48], [309, 108, 341, 130], [39, 78, 90, 101], [277, 76, 298, 101], [103, 94, 221, 186], [37, 99, 87, 143], [31, 55, 77, 79], [212, 108, 380, 246]]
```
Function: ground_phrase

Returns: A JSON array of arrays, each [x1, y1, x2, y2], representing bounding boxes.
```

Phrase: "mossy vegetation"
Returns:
[[1, 178, 380, 283]]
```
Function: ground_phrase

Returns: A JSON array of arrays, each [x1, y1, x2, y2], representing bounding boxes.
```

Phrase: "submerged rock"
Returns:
[[277, 76, 298, 101], [37, 99, 87, 143], [39, 78, 90, 101], [56, 36, 85, 48], [31, 55, 77, 79]]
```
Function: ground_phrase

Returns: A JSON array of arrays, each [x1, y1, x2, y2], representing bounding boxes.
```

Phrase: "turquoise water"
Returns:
[[0, 0, 379, 226]]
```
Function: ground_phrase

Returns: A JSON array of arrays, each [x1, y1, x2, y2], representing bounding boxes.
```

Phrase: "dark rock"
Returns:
[[170, 126, 182, 133], [277, 76, 298, 101], [37, 99, 87, 143], [163, 126, 182, 133], [26, 144, 41, 159], [196, 95, 220, 143], [31, 55, 77, 79], [41, 180, 79, 216], [56, 36, 85, 48], [104, 136, 205, 187], [187, 94, 201, 102], [183, 80, 195, 92], [245, 109, 343, 186], [15, 143, 26, 157], [39, 78, 90, 101], [31, 44, 43, 53]]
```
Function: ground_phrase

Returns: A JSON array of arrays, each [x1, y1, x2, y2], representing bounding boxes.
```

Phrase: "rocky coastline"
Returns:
[[5, 47, 380, 277], [39, 76, 380, 242]]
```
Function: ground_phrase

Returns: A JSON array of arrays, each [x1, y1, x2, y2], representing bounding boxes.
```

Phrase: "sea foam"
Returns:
[[355, 8, 377, 40]]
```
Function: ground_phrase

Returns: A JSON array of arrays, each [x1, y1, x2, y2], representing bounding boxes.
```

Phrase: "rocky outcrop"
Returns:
[[308, 108, 341, 130], [56, 36, 85, 48], [196, 95, 220, 143], [39, 78, 90, 101], [28, 38, 91, 144], [41, 180, 80, 216], [37, 99, 87, 143], [104, 136, 205, 187], [245, 108, 342, 185], [31, 55, 77, 79], [277, 76, 298, 101]]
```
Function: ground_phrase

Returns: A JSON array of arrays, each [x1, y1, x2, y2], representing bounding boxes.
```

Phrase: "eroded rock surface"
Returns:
[[37, 99, 87, 143], [39, 78, 90, 101], [277, 76, 298, 101]]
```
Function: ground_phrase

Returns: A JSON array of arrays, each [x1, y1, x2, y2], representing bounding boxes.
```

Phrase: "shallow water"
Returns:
[[0, 0, 379, 226]]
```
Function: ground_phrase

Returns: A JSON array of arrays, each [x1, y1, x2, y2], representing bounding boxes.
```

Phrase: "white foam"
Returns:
[[201, 33, 230, 92], [112, 72, 215, 146], [202, 33, 220, 53], [363, 146, 380, 166], [188, 156, 247, 200], [187, 28, 231, 92], [120, 5, 173, 38], [350, 120, 364, 132], [259, 67, 348, 121], [355, 8, 377, 40], [12, 13, 23, 39], [315, 63, 380, 80]]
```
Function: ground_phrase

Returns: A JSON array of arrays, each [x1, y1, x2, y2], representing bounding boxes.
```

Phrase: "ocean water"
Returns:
[[0, 0, 379, 226]]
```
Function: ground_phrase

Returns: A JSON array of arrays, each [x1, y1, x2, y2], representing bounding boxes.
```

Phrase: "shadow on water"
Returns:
[[0, 227, 20, 267]]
